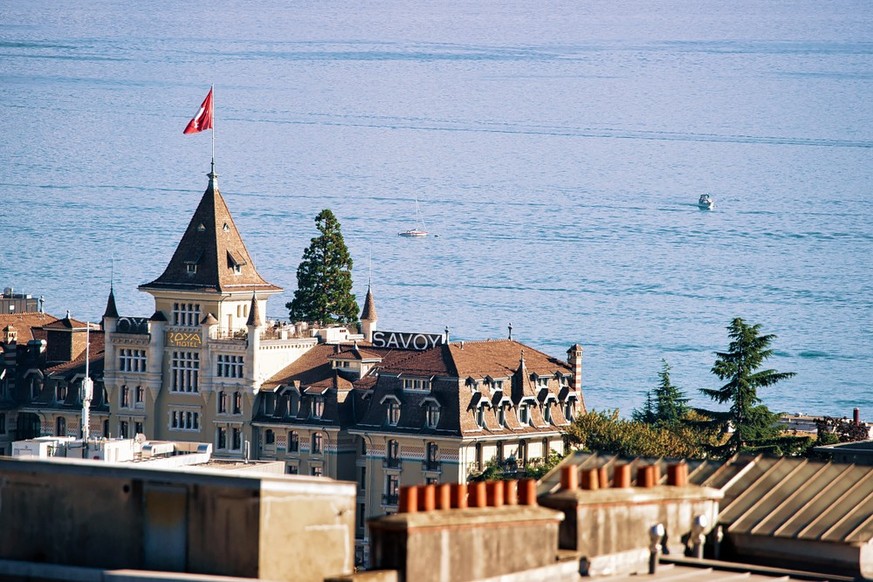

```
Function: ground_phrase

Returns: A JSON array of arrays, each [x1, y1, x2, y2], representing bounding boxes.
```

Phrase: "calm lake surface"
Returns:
[[1, 0, 871, 417]]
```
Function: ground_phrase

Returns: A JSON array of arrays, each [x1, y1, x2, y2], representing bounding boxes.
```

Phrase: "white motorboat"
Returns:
[[698, 194, 714, 210]]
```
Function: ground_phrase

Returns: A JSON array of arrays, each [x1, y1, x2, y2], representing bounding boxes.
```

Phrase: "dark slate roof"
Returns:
[[361, 286, 377, 321], [140, 174, 281, 294], [103, 286, 119, 319]]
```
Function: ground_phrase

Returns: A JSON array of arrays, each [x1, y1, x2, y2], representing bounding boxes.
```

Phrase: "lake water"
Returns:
[[1, 0, 871, 418]]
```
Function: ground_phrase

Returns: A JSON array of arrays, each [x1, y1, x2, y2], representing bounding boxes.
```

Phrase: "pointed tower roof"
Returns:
[[103, 284, 119, 319], [139, 170, 281, 295], [361, 285, 377, 321], [246, 292, 262, 327]]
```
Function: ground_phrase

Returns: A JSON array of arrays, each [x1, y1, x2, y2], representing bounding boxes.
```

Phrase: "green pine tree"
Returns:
[[699, 318, 796, 457], [653, 359, 689, 426], [632, 360, 689, 426], [287, 209, 359, 325]]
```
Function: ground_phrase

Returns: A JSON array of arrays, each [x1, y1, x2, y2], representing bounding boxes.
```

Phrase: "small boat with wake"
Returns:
[[698, 194, 714, 210]]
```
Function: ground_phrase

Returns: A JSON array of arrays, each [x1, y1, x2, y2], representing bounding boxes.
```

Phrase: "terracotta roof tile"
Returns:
[[0, 313, 62, 342]]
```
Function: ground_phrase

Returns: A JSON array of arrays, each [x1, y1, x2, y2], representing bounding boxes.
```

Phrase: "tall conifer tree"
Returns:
[[287, 209, 359, 325], [699, 318, 796, 457]]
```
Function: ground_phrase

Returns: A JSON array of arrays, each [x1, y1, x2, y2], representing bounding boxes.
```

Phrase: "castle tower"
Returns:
[[360, 284, 378, 342]]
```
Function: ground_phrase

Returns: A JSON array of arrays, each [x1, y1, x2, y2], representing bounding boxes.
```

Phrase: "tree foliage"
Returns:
[[468, 450, 565, 482], [287, 209, 359, 325], [697, 318, 797, 458], [632, 359, 690, 426], [564, 410, 716, 459]]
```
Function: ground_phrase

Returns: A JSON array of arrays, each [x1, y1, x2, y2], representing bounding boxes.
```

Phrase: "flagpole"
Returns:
[[211, 84, 215, 173]]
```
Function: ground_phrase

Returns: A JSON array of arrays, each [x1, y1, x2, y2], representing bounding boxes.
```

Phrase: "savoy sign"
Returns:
[[371, 330, 445, 351]]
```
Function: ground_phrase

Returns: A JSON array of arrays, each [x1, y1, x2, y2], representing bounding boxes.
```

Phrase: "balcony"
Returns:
[[422, 460, 441, 472], [382, 493, 399, 507], [383, 457, 401, 469]]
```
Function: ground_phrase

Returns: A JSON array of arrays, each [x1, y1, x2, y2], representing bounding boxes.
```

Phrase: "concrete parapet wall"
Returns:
[[0, 456, 355, 582], [539, 484, 721, 571], [368, 505, 564, 582]]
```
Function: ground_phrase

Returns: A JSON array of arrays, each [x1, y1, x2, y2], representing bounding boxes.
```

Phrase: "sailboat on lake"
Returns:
[[398, 197, 429, 237]]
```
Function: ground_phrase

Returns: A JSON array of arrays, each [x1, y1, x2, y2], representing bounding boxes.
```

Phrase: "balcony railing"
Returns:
[[423, 460, 441, 472], [383, 457, 401, 469], [382, 493, 399, 506]]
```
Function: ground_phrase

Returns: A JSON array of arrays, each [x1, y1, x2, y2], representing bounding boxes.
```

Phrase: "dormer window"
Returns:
[[491, 379, 504, 391], [186, 263, 197, 274], [476, 405, 486, 429], [402, 377, 430, 392], [497, 405, 507, 428], [425, 402, 440, 429], [535, 376, 549, 389], [223, 223, 230, 232], [197, 223, 206, 232], [518, 402, 532, 426], [311, 396, 324, 419], [543, 402, 553, 424], [387, 400, 400, 426]]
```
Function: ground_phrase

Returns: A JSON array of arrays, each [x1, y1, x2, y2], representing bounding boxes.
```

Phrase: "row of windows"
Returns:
[[171, 351, 199, 392], [218, 390, 243, 415], [119, 349, 147, 372], [385, 400, 440, 428], [402, 378, 430, 392], [475, 400, 576, 429], [119, 385, 145, 408], [216, 426, 243, 450], [277, 430, 324, 455], [261, 392, 324, 419], [171, 409, 200, 431], [217, 354, 244, 378], [173, 303, 201, 326]]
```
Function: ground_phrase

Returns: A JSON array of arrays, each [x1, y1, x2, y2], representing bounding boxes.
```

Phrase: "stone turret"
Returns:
[[360, 284, 378, 342]]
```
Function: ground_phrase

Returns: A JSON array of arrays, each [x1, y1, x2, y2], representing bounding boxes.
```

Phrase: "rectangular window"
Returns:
[[218, 391, 227, 414], [384, 474, 400, 506], [232, 427, 242, 450], [233, 391, 242, 414], [402, 378, 430, 392], [519, 403, 530, 425], [134, 421, 143, 435], [135, 385, 145, 407], [120, 421, 129, 439], [171, 351, 199, 392], [217, 427, 227, 449], [172, 302, 201, 326], [311, 466, 323, 477], [217, 354, 244, 378], [287, 464, 299, 475], [312, 432, 323, 455], [120, 385, 130, 408], [0, 414, 6, 434], [288, 431, 299, 453], [169, 408, 200, 431], [119, 349, 147, 373]]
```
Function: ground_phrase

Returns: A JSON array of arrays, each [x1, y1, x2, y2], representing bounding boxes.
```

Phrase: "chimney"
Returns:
[[854, 407, 861, 426], [567, 344, 583, 393]]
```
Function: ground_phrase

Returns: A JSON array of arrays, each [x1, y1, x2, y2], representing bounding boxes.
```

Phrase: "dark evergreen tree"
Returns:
[[287, 209, 359, 325], [632, 360, 689, 426], [699, 318, 796, 457], [653, 360, 689, 425], [631, 390, 657, 424]]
